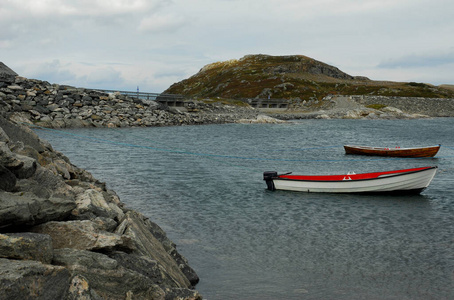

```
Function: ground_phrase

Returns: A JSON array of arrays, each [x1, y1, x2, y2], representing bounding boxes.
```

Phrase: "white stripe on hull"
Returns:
[[272, 168, 437, 193]]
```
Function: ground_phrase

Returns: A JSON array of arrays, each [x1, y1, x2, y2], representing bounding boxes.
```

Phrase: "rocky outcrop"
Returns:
[[0, 116, 201, 299], [0, 74, 260, 128], [351, 95, 454, 117], [164, 54, 454, 101], [270, 95, 454, 120], [0, 62, 18, 76]]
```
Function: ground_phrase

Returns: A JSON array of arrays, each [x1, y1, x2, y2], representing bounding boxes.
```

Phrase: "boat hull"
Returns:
[[344, 145, 440, 158], [264, 167, 437, 194]]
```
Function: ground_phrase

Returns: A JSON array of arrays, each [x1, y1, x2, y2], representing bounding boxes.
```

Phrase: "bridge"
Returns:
[[94, 89, 290, 110], [94, 89, 186, 107], [243, 98, 290, 110]]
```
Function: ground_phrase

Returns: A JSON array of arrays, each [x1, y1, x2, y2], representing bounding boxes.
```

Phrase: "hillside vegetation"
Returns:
[[164, 54, 454, 100]]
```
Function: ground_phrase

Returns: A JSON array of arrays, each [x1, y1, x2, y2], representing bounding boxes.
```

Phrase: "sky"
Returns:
[[1, 0, 454, 93]]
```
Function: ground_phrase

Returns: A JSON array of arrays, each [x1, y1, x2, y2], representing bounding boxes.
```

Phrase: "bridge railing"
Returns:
[[93, 89, 184, 101], [241, 98, 291, 109], [92, 89, 291, 109]]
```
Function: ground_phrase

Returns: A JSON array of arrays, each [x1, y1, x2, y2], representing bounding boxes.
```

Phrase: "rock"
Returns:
[[8, 153, 37, 179], [110, 251, 179, 287], [116, 211, 194, 288], [163, 288, 203, 300], [50, 158, 72, 179], [0, 73, 16, 84], [16, 178, 51, 198], [0, 126, 9, 142], [235, 114, 286, 124], [0, 165, 16, 191], [382, 106, 404, 114], [73, 188, 125, 221], [0, 115, 45, 151], [47, 104, 60, 112], [0, 141, 23, 168], [53, 248, 166, 300], [30, 165, 75, 199], [0, 232, 53, 264], [0, 191, 76, 229], [31, 220, 134, 252], [67, 275, 102, 300], [0, 258, 70, 299]]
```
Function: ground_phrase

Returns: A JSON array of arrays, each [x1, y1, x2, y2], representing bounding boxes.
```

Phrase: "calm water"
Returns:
[[35, 119, 454, 300]]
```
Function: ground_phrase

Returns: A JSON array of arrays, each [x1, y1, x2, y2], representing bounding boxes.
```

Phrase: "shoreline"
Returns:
[[2, 75, 454, 130], [0, 115, 203, 299]]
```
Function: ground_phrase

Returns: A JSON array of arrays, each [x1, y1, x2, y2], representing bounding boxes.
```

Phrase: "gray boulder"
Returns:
[[66, 275, 103, 300], [0, 232, 53, 263], [72, 188, 125, 221], [0, 115, 45, 152], [0, 165, 16, 191], [116, 211, 196, 288], [8, 153, 37, 179], [110, 251, 180, 287], [0, 258, 70, 299], [31, 220, 134, 252], [53, 248, 168, 300], [0, 191, 76, 229], [139, 213, 200, 286], [30, 165, 76, 199]]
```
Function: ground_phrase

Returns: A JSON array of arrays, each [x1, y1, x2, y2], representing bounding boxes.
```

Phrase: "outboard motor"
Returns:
[[263, 171, 278, 191]]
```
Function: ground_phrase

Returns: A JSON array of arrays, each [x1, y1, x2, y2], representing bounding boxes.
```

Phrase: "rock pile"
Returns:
[[351, 95, 454, 117], [0, 116, 201, 299], [270, 95, 454, 120], [0, 73, 260, 128], [2, 71, 453, 125]]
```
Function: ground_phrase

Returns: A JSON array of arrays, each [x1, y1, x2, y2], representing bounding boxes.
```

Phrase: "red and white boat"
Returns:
[[263, 166, 437, 194]]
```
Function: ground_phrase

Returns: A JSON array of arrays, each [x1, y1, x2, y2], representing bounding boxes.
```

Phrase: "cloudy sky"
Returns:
[[1, 0, 454, 92]]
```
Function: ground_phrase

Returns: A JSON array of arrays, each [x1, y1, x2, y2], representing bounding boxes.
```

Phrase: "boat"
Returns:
[[263, 166, 437, 194], [344, 144, 440, 158]]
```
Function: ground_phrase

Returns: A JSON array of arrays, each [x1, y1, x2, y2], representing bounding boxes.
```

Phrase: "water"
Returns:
[[34, 119, 454, 300]]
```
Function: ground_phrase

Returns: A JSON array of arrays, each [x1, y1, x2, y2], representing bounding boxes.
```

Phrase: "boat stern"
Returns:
[[263, 171, 278, 191]]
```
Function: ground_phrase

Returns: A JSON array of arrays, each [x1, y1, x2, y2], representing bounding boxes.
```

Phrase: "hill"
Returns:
[[164, 54, 454, 100]]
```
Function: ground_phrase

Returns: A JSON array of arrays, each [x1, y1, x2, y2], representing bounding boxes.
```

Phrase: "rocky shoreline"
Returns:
[[0, 73, 272, 128], [3, 74, 454, 129], [0, 116, 202, 299], [269, 95, 454, 120]]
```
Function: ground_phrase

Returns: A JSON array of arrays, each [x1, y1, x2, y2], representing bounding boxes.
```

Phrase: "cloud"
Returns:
[[138, 14, 187, 33], [7, 0, 166, 17], [0, 40, 13, 49], [25, 60, 79, 84], [2, 0, 454, 92], [20, 60, 127, 90], [378, 49, 454, 68]]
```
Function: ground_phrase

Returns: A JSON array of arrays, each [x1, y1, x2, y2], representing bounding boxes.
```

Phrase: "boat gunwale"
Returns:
[[344, 144, 441, 151], [275, 166, 437, 183]]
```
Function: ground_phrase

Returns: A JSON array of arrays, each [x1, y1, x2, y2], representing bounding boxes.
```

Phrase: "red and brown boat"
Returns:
[[344, 144, 441, 158]]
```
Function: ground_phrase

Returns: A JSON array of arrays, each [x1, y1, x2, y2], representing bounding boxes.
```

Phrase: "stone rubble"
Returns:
[[269, 95, 454, 120], [3, 73, 454, 126], [0, 74, 263, 128]]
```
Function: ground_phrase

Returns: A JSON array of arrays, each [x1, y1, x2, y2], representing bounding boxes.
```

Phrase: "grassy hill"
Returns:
[[164, 54, 454, 100]]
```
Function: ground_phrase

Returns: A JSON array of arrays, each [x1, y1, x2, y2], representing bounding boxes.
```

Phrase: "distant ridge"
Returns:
[[164, 54, 454, 100], [0, 62, 18, 76]]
